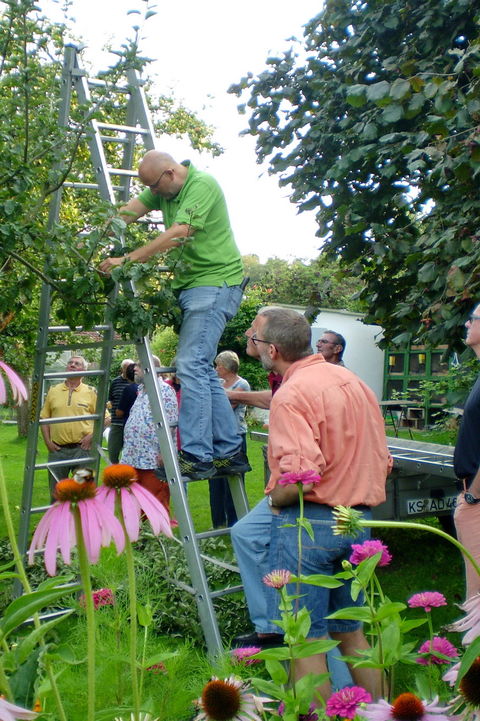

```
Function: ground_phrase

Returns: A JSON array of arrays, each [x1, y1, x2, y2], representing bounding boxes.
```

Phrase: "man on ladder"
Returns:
[[99, 150, 250, 481]]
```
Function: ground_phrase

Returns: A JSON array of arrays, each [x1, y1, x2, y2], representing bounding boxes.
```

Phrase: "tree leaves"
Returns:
[[229, 0, 480, 349]]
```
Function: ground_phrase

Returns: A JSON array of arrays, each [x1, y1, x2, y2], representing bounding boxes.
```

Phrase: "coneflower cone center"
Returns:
[[391, 693, 425, 721], [460, 657, 480, 705], [55, 479, 96, 502], [102, 463, 137, 488], [201, 680, 241, 720]]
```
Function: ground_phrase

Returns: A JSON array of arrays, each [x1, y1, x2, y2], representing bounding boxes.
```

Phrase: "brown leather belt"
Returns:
[[56, 442, 82, 449]]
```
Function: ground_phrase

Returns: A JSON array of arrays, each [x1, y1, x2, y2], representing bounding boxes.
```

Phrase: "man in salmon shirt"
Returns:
[[231, 307, 391, 702]]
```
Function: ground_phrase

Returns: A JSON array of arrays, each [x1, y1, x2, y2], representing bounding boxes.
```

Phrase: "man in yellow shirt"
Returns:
[[40, 356, 100, 492]]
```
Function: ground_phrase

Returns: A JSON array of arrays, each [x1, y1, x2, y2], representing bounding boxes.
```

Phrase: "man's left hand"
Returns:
[[98, 256, 124, 275], [269, 482, 315, 508], [80, 433, 93, 450]]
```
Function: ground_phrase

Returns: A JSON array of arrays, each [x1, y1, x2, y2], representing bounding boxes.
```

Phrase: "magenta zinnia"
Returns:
[[408, 591, 447, 613], [263, 569, 292, 588], [194, 676, 267, 721], [0, 696, 37, 720], [231, 647, 262, 666], [28, 478, 125, 576], [416, 636, 458, 665], [277, 470, 321, 486], [326, 686, 371, 718], [97, 464, 172, 541], [361, 693, 451, 721], [0, 360, 28, 406], [447, 592, 480, 645], [349, 539, 392, 567]]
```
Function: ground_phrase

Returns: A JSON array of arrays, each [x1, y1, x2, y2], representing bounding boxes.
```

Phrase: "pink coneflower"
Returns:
[[360, 693, 451, 721], [443, 657, 480, 706], [194, 676, 268, 721], [0, 696, 37, 720], [326, 686, 372, 718], [97, 464, 172, 541], [447, 592, 480, 645], [0, 360, 28, 406], [349, 539, 392, 567], [231, 647, 262, 666], [416, 636, 458, 665], [263, 569, 292, 588], [408, 592, 447, 613], [277, 470, 322, 486], [80, 588, 115, 610], [28, 478, 125, 576], [146, 662, 167, 674]]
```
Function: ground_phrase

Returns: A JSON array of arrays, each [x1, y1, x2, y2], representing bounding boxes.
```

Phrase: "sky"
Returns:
[[39, 0, 324, 262]]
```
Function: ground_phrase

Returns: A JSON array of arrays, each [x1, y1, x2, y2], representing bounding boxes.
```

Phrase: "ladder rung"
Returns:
[[39, 414, 100, 425], [99, 135, 130, 144], [64, 181, 102, 190], [107, 168, 138, 177], [48, 324, 110, 332], [34, 456, 96, 470], [87, 78, 131, 92], [97, 122, 150, 135], [45, 342, 111, 352], [30, 504, 52, 514], [210, 585, 244, 599], [44, 370, 106, 379]]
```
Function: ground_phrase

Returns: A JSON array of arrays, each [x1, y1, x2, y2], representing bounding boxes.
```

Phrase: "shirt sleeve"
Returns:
[[267, 399, 326, 485]]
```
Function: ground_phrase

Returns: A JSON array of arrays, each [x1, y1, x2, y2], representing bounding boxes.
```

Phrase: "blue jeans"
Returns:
[[176, 284, 243, 461], [269, 502, 371, 637], [231, 498, 371, 635]]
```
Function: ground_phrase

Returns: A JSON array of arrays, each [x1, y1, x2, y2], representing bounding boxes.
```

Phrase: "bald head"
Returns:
[[138, 151, 187, 199]]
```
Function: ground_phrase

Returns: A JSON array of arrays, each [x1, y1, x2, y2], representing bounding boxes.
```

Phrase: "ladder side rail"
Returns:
[[17, 45, 81, 565], [134, 337, 224, 656]]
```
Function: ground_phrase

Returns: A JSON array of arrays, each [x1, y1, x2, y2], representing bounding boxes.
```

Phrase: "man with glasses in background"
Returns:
[[99, 150, 249, 481], [453, 304, 480, 600], [316, 330, 346, 366]]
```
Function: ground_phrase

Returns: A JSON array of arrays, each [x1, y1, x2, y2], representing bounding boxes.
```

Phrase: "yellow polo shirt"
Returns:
[[40, 382, 98, 445]]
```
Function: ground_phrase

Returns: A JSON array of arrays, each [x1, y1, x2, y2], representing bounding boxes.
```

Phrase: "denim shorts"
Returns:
[[268, 502, 372, 637]]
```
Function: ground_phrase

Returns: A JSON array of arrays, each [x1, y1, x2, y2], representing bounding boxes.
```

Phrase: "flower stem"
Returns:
[[0, 458, 68, 721], [74, 507, 96, 721], [120, 515, 140, 719], [359, 519, 480, 579]]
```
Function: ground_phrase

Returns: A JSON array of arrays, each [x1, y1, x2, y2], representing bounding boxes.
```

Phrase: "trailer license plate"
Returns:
[[406, 495, 457, 514]]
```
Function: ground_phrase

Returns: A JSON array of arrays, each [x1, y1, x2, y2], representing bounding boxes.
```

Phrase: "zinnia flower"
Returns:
[[194, 676, 268, 721], [231, 647, 261, 666], [0, 696, 37, 720], [263, 569, 292, 588], [446, 592, 480, 645], [332, 505, 364, 537], [277, 470, 321, 486], [416, 636, 458, 665], [408, 592, 447, 613], [80, 587, 115, 610], [0, 360, 28, 406], [28, 477, 125, 575], [326, 686, 372, 718], [97, 464, 172, 542], [349, 539, 392, 567], [360, 694, 451, 721]]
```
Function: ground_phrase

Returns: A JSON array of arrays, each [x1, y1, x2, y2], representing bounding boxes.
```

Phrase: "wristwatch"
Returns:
[[464, 491, 480, 505]]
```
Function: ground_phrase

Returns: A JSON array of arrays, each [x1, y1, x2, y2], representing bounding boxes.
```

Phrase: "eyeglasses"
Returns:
[[317, 339, 336, 346], [250, 333, 272, 346], [468, 315, 480, 322], [148, 169, 169, 191]]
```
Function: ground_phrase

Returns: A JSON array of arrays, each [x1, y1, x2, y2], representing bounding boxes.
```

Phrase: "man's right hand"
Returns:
[[98, 256, 125, 275], [47, 441, 61, 452]]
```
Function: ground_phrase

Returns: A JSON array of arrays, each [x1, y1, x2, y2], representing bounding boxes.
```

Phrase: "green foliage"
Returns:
[[417, 352, 479, 408], [151, 326, 179, 366], [230, 0, 480, 350]]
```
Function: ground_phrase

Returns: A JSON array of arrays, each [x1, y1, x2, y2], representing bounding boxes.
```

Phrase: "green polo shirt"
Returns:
[[138, 161, 243, 291]]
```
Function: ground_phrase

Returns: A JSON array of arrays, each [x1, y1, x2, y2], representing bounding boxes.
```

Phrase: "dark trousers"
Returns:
[[208, 435, 247, 528]]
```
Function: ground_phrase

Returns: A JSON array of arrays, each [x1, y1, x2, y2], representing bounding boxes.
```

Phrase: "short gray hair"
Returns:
[[258, 308, 312, 361], [215, 350, 240, 373]]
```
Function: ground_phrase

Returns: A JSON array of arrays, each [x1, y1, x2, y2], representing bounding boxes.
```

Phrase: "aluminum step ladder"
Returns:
[[17, 44, 249, 656]]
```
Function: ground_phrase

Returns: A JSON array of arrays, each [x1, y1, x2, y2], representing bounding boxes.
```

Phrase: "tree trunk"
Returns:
[[16, 401, 29, 438]]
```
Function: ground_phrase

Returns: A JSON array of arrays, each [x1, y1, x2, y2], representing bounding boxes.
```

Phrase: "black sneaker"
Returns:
[[178, 450, 215, 480], [231, 631, 284, 648], [213, 449, 252, 476]]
